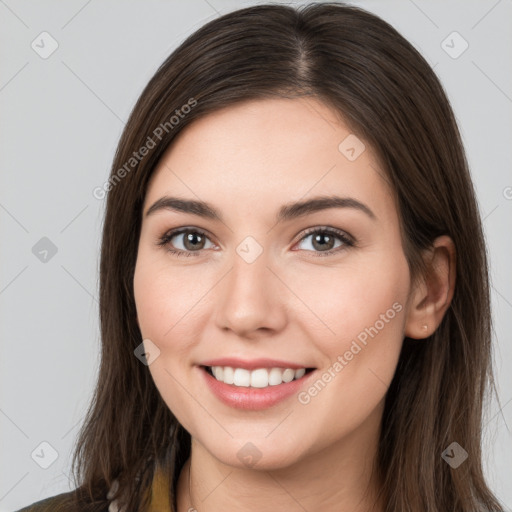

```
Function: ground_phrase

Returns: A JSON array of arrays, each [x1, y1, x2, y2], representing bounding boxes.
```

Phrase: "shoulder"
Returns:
[[14, 489, 109, 512], [14, 490, 73, 511]]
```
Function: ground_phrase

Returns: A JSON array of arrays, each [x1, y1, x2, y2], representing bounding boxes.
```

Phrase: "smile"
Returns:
[[199, 364, 317, 410], [205, 365, 314, 388]]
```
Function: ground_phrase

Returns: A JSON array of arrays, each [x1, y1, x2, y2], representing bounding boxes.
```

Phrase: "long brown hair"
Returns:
[[57, 2, 504, 511]]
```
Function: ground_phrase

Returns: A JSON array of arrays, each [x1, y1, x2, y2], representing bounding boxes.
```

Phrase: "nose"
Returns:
[[214, 249, 287, 339]]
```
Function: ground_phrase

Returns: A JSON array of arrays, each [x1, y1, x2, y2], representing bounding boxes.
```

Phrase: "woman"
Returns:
[[17, 2, 505, 511]]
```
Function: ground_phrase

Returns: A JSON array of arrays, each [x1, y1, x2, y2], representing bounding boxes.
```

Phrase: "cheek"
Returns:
[[133, 249, 209, 347], [291, 251, 409, 440], [286, 249, 409, 346], [133, 254, 206, 431], [293, 250, 407, 374]]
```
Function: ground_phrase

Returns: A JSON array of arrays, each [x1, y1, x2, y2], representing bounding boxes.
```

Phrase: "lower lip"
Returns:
[[200, 366, 315, 411]]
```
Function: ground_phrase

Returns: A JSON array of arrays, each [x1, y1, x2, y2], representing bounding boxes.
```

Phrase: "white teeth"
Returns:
[[212, 366, 223, 381], [233, 368, 251, 387], [209, 366, 309, 387], [250, 368, 269, 388], [223, 366, 234, 384], [282, 368, 295, 383], [268, 368, 283, 386], [294, 368, 306, 379]]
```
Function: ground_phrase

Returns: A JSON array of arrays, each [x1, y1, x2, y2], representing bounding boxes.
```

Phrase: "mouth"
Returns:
[[201, 365, 316, 388], [197, 357, 318, 410]]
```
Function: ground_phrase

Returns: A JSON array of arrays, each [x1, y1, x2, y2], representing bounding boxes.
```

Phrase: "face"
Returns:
[[133, 97, 413, 470]]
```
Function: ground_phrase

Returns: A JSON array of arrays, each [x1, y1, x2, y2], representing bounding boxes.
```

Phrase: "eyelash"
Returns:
[[156, 226, 355, 258]]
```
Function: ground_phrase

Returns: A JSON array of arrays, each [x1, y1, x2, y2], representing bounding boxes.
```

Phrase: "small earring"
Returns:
[[422, 324, 428, 331]]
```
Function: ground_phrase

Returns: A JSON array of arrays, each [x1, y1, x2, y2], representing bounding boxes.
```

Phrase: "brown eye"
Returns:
[[157, 228, 215, 257], [177, 230, 207, 251], [295, 227, 354, 257]]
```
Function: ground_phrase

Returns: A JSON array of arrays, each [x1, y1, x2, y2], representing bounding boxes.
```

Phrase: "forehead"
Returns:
[[144, 97, 395, 223]]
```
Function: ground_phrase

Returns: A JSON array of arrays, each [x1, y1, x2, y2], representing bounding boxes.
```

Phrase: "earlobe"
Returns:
[[404, 235, 456, 339]]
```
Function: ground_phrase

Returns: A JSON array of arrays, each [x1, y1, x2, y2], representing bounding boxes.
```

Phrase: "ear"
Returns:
[[404, 235, 456, 339]]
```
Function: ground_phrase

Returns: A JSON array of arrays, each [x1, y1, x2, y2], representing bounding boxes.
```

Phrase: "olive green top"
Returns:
[[15, 465, 172, 512]]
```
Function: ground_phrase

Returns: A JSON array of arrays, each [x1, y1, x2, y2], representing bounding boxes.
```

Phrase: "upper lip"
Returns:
[[199, 357, 313, 371]]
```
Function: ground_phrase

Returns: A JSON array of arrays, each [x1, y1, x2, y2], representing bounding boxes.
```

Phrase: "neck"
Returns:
[[176, 404, 385, 512]]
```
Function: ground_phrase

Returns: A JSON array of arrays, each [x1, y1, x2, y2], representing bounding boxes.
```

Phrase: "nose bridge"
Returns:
[[214, 239, 286, 335]]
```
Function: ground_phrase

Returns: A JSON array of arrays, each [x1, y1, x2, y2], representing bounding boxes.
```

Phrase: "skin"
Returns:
[[133, 97, 456, 511]]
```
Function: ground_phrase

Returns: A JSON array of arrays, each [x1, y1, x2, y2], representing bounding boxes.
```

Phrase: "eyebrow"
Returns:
[[144, 195, 377, 223]]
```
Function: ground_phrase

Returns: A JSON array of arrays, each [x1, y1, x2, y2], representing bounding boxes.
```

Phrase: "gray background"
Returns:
[[1, 0, 511, 510]]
